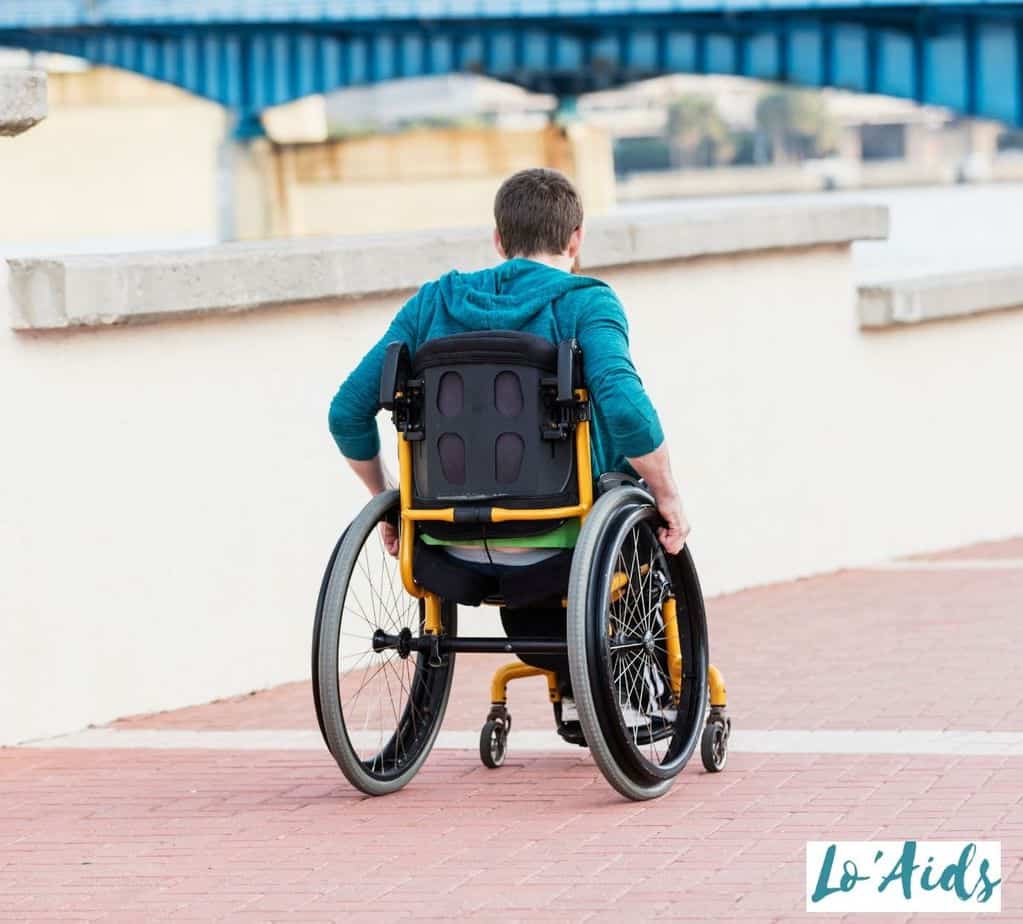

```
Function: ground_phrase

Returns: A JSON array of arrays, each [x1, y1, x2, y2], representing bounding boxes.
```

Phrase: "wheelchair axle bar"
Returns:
[[372, 629, 567, 657], [437, 637, 568, 654]]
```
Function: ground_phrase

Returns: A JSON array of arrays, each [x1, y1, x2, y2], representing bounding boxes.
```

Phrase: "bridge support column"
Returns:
[[551, 96, 616, 217], [218, 135, 298, 241], [563, 122, 616, 217]]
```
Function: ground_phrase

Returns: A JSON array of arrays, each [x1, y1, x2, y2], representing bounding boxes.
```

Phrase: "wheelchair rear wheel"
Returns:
[[567, 487, 709, 801], [313, 490, 457, 796]]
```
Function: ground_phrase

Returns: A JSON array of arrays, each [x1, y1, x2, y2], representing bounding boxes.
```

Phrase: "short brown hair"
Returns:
[[494, 168, 583, 258]]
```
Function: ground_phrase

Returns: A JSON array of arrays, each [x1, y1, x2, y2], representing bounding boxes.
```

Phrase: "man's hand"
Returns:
[[379, 520, 399, 557], [654, 492, 690, 556], [626, 442, 690, 556], [343, 455, 400, 556]]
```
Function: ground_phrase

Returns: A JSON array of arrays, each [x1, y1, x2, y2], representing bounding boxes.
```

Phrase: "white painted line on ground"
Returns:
[[17, 728, 579, 753], [861, 559, 1023, 571], [18, 727, 1023, 756], [734, 729, 1023, 756], [19, 728, 326, 751]]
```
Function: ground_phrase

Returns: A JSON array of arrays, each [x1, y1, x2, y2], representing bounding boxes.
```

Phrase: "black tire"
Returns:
[[701, 720, 729, 773], [312, 529, 346, 750], [567, 487, 709, 801], [314, 490, 457, 796], [479, 719, 508, 769]]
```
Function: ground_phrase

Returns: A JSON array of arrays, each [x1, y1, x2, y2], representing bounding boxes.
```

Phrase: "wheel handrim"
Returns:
[[594, 509, 706, 780]]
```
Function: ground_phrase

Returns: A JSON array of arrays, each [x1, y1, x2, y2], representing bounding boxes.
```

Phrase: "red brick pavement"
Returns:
[[4, 539, 1022, 921], [1, 748, 1020, 921], [911, 536, 1023, 561]]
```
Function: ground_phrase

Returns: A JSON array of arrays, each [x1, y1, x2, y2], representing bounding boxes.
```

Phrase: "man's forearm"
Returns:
[[346, 455, 396, 496], [627, 442, 679, 503], [627, 441, 690, 554]]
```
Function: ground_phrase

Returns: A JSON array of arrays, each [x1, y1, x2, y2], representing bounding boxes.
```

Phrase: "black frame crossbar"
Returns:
[[372, 629, 567, 657]]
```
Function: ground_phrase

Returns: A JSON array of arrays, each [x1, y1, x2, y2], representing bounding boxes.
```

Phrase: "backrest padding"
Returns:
[[410, 331, 577, 507]]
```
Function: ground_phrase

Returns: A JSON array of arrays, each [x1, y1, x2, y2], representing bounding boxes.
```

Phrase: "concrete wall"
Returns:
[[619, 164, 821, 201], [620, 249, 1023, 590], [4, 204, 1022, 746], [617, 154, 1023, 202], [858, 266, 1023, 327]]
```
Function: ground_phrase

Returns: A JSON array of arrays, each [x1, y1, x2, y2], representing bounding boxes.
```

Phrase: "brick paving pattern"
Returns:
[[3, 540, 1022, 921]]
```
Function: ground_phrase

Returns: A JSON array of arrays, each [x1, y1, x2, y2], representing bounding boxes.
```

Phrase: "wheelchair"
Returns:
[[312, 331, 730, 801]]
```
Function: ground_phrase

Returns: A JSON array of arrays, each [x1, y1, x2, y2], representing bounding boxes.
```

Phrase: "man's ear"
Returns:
[[567, 225, 584, 260], [493, 228, 508, 259]]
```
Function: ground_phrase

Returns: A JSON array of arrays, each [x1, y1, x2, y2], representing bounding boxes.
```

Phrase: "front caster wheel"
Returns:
[[479, 719, 509, 769], [701, 716, 730, 773]]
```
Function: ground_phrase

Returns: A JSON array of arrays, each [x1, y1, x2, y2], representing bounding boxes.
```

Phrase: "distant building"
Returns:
[[580, 74, 967, 175], [266, 74, 556, 143]]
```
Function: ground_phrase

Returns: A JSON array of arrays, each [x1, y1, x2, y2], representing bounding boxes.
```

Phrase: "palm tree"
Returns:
[[666, 94, 735, 168], [755, 89, 838, 163]]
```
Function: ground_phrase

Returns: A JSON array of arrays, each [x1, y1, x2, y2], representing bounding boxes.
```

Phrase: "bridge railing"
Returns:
[[3, 4, 1023, 131]]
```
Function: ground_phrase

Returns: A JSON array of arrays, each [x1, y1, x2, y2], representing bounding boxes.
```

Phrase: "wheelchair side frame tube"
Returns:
[[396, 392, 593, 618]]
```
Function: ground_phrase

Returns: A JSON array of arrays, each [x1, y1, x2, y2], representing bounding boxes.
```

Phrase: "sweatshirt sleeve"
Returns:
[[328, 293, 421, 461], [575, 289, 664, 459]]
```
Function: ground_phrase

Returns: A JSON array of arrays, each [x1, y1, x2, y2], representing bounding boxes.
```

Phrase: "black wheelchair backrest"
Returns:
[[380, 330, 585, 539]]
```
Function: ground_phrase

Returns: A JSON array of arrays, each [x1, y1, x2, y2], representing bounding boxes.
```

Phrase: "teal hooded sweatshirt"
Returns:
[[328, 258, 664, 478]]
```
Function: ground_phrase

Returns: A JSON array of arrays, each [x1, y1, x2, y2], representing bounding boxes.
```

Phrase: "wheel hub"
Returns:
[[371, 626, 414, 658], [395, 627, 413, 659]]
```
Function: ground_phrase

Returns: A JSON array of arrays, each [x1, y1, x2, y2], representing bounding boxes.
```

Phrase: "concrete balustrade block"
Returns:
[[858, 267, 1023, 328], [0, 69, 47, 137], [610, 204, 888, 265], [7, 228, 496, 329], [6, 203, 888, 330]]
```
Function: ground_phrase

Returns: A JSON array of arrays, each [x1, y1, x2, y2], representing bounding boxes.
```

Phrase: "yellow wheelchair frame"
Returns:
[[393, 391, 728, 737]]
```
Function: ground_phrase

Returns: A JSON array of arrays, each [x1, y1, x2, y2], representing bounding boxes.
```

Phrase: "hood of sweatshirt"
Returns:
[[434, 258, 608, 330]]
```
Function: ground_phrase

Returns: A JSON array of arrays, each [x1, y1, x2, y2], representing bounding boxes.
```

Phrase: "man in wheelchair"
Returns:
[[317, 169, 728, 801]]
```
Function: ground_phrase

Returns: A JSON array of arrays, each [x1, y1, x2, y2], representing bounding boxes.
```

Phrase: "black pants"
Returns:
[[500, 604, 569, 679], [413, 543, 573, 609], [413, 547, 573, 682]]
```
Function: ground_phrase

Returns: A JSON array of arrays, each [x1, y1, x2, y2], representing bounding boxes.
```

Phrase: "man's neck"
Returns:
[[517, 252, 574, 273]]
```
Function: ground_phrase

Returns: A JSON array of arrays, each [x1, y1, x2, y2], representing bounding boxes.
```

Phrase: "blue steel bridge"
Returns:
[[2, 1, 1023, 136]]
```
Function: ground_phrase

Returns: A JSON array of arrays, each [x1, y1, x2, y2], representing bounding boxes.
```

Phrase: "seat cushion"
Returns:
[[420, 519, 580, 550], [413, 542, 573, 608]]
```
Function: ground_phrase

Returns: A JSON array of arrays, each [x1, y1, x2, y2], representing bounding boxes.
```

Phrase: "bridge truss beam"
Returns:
[[2, 10, 1022, 135]]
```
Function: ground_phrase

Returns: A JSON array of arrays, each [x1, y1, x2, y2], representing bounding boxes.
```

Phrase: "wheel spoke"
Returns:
[[322, 502, 454, 786], [612, 647, 644, 686], [378, 656, 404, 770]]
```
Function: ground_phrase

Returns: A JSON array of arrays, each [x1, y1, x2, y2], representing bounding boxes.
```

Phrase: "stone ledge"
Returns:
[[858, 267, 1023, 329], [0, 70, 47, 137], [7, 203, 887, 331]]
